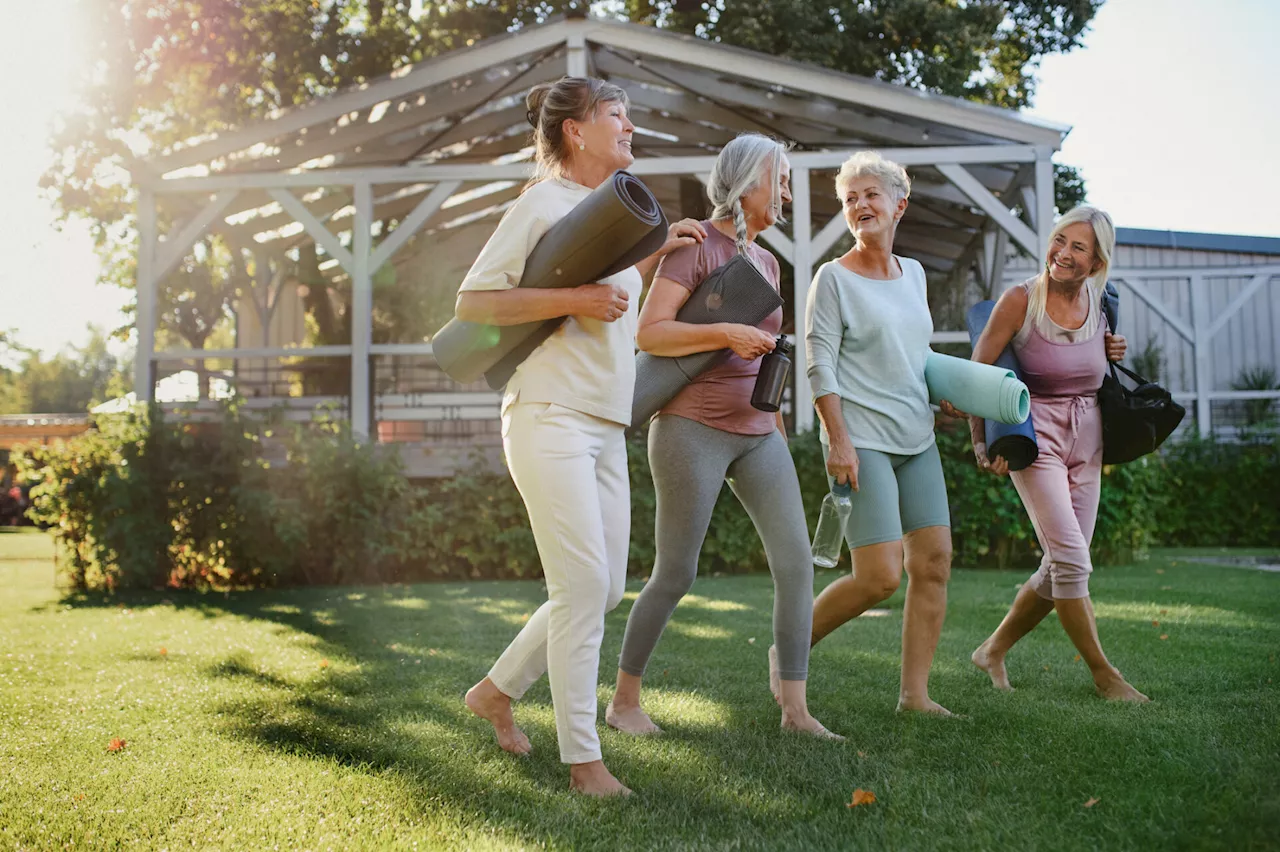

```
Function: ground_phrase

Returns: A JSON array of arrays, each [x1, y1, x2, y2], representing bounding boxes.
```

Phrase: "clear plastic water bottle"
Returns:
[[811, 482, 853, 568]]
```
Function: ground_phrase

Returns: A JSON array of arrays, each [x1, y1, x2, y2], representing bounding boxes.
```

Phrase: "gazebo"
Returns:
[[131, 13, 1068, 459]]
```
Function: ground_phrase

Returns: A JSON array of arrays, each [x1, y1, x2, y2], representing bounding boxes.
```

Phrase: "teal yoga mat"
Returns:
[[924, 352, 1030, 425], [431, 170, 668, 386], [966, 300, 1038, 471]]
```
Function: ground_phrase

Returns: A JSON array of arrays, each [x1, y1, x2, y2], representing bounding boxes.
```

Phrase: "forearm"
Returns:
[[455, 288, 582, 326], [636, 321, 735, 357], [814, 393, 850, 448]]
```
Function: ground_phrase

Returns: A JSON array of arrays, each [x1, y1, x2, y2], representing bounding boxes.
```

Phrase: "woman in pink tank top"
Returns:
[[966, 205, 1149, 702]]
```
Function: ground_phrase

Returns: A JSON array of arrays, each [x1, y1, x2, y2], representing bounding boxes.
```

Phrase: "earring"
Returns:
[[578, 143, 585, 151]]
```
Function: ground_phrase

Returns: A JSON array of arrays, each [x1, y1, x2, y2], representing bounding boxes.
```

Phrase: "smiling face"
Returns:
[[1045, 221, 1101, 286], [739, 154, 792, 231], [566, 99, 635, 173], [841, 175, 907, 240]]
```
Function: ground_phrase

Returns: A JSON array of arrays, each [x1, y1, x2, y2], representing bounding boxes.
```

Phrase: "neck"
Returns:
[[1046, 275, 1088, 300], [712, 216, 761, 244], [563, 159, 615, 190], [849, 233, 897, 276]]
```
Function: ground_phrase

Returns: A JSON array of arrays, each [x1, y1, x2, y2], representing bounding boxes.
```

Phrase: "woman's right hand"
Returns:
[[724, 324, 776, 360], [974, 442, 1010, 477], [827, 436, 860, 491], [575, 282, 630, 322]]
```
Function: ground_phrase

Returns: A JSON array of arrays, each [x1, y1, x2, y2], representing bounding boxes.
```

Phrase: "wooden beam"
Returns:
[[369, 180, 462, 272], [1206, 272, 1273, 340], [154, 191, 239, 281], [135, 189, 157, 402], [936, 163, 1039, 257], [267, 188, 356, 272]]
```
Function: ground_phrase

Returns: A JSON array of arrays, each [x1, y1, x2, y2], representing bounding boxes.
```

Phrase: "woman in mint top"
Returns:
[[804, 151, 961, 716]]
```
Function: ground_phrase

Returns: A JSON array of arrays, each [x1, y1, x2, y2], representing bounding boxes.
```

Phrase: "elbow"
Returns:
[[635, 326, 658, 353], [454, 292, 485, 324]]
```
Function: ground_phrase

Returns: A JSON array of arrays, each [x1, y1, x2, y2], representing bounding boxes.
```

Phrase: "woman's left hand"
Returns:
[[657, 218, 707, 257], [1105, 331, 1127, 362], [938, 399, 966, 419]]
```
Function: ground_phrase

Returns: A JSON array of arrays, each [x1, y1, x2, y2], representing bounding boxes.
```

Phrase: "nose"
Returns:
[[621, 115, 634, 134]]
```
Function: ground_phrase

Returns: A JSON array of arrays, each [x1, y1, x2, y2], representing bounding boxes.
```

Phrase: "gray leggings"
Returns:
[[618, 415, 814, 681]]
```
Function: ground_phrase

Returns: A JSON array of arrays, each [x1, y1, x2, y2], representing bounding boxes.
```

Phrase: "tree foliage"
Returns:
[[0, 328, 131, 415]]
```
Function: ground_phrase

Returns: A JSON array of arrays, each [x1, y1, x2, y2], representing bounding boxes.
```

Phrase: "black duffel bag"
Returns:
[[1098, 361, 1186, 464]]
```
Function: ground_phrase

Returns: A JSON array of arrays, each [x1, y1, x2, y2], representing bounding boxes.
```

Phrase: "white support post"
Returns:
[[566, 29, 587, 77], [1109, 276, 1194, 342], [351, 182, 374, 440], [936, 162, 1039, 258], [791, 166, 814, 433], [1189, 274, 1212, 437], [368, 180, 462, 273], [1206, 272, 1271, 340], [135, 188, 157, 403], [1034, 146, 1055, 259], [811, 212, 850, 261]]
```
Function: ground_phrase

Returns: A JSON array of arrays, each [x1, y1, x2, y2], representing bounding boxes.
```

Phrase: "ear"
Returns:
[[561, 117, 583, 149], [894, 195, 909, 221]]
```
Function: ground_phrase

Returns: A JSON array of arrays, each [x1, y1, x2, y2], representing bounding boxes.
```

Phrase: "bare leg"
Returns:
[[569, 761, 631, 797], [972, 582, 1055, 691], [1055, 597, 1149, 702], [810, 540, 903, 646], [465, 677, 532, 755], [605, 670, 662, 735], [777, 678, 843, 740], [897, 526, 953, 715]]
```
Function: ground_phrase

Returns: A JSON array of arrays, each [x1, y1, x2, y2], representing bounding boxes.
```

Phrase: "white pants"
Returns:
[[488, 402, 631, 764]]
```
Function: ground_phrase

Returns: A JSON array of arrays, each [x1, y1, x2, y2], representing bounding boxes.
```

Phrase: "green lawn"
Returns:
[[2, 528, 1278, 851]]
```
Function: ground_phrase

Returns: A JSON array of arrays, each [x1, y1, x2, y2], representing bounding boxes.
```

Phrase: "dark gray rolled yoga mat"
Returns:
[[431, 170, 668, 387], [966, 300, 1038, 471], [631, 254, 784, 427]]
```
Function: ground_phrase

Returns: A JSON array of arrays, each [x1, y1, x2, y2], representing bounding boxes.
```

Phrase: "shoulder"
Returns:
[[897, 256, 927, 279], [749, 242, 782, 279], [991, 281, 1031, 329]]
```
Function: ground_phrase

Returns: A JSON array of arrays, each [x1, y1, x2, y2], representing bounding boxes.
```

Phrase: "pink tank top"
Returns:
[[1011, 292, 1107, 398]]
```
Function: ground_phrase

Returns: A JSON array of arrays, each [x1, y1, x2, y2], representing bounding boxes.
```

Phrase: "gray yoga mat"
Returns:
[[631, 253, 784, 427], [431, 170, 668, 387]]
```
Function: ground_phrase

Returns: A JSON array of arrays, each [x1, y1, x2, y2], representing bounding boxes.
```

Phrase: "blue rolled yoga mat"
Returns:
[[964, 300, 1038, 471], [924, 352, 1030, 425]]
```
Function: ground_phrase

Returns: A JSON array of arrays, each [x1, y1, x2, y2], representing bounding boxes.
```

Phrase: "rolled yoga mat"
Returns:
[[964, 300, 1037, 471], [924, 351, 1030, 426], [630, 253, 784, 427], [431, 170, 669, 387]]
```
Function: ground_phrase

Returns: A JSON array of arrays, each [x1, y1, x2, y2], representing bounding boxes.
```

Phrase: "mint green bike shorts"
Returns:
[[823, 442, 951, 550]]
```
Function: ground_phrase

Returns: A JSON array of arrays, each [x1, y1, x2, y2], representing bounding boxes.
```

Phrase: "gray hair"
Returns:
[[834, 150, 911, 202], [526, 76, 630, 183], [706, 133, 791, 258]]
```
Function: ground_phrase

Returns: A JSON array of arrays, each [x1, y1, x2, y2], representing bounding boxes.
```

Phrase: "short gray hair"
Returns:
[[834, 151, 911, 202], [706, 133, 791, 258]]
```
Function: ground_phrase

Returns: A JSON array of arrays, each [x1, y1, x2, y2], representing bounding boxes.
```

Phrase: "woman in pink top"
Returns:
[[968, 205, 1148, 702], [605, 133, 840, 740]]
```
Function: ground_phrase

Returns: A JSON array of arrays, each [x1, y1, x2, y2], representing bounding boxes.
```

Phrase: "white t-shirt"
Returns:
[[458, 178, 643, 426]]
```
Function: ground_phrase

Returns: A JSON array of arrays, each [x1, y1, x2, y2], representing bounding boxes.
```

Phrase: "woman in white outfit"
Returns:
[[461, 76, 704, 797]]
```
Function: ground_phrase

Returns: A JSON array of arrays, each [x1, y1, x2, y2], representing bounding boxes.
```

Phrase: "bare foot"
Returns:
[[1094, 672, 1150, 703], [971, 641, 1013, 691], [896, 696, 954, 716], [605, 701, 662, 735], [781, 711, 845, 740], [768, 645, 781, 707], [465, 678, 531, 756], [569, 760, 631, 797]]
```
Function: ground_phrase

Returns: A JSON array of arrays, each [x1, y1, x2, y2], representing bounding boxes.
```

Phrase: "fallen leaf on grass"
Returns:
[[158, 647, 167, 656], [1083, 797, 1100, 808], [857, 751, 867, 758], [1043, 665, 1051, 671], [319, 659, 330, 669], [847, 789, 877, 807], [748, 637, 756, 645], [1074, 654, 1081, 662], [1152, 620, 1160, 627], [1160, 634, 1169, 640], [106, 738, 126, 753], [1160, 609, 1168, 615], [1155, 569, 1165, 574], [1161, 585, 1172, 591]]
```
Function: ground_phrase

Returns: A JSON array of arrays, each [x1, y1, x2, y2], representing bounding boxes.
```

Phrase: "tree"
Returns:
[[46, 0, 1099, 341], [0, 328, 132, 415]]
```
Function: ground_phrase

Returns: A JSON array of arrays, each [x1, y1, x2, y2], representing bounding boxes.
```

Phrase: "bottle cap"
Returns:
[[831, 480, 852, 497], [775, 334, 794, 356]]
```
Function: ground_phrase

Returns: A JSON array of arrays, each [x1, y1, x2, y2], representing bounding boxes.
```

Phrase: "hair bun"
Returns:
[[526, 83, 553, 127]]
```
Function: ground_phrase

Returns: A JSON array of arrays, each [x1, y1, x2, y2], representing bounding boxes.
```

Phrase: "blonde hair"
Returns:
[[1027, 204, 1116, 328], [834, 151, 911, 202], [525, 76, 630, 184], [706, 133, 791, 258]]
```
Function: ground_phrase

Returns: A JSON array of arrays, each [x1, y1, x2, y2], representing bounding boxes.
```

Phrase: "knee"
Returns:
[[646, 561, 698, 604], [605, 576, 628, 612], [854, 567, 901, 601], [908, 543, 952, 586]]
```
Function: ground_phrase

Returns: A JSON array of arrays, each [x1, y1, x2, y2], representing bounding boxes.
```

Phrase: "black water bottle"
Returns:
[[751, 334, 794, 412]]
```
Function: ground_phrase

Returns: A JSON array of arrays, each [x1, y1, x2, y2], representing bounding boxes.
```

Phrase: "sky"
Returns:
[[1, 0, 1277, 358]]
